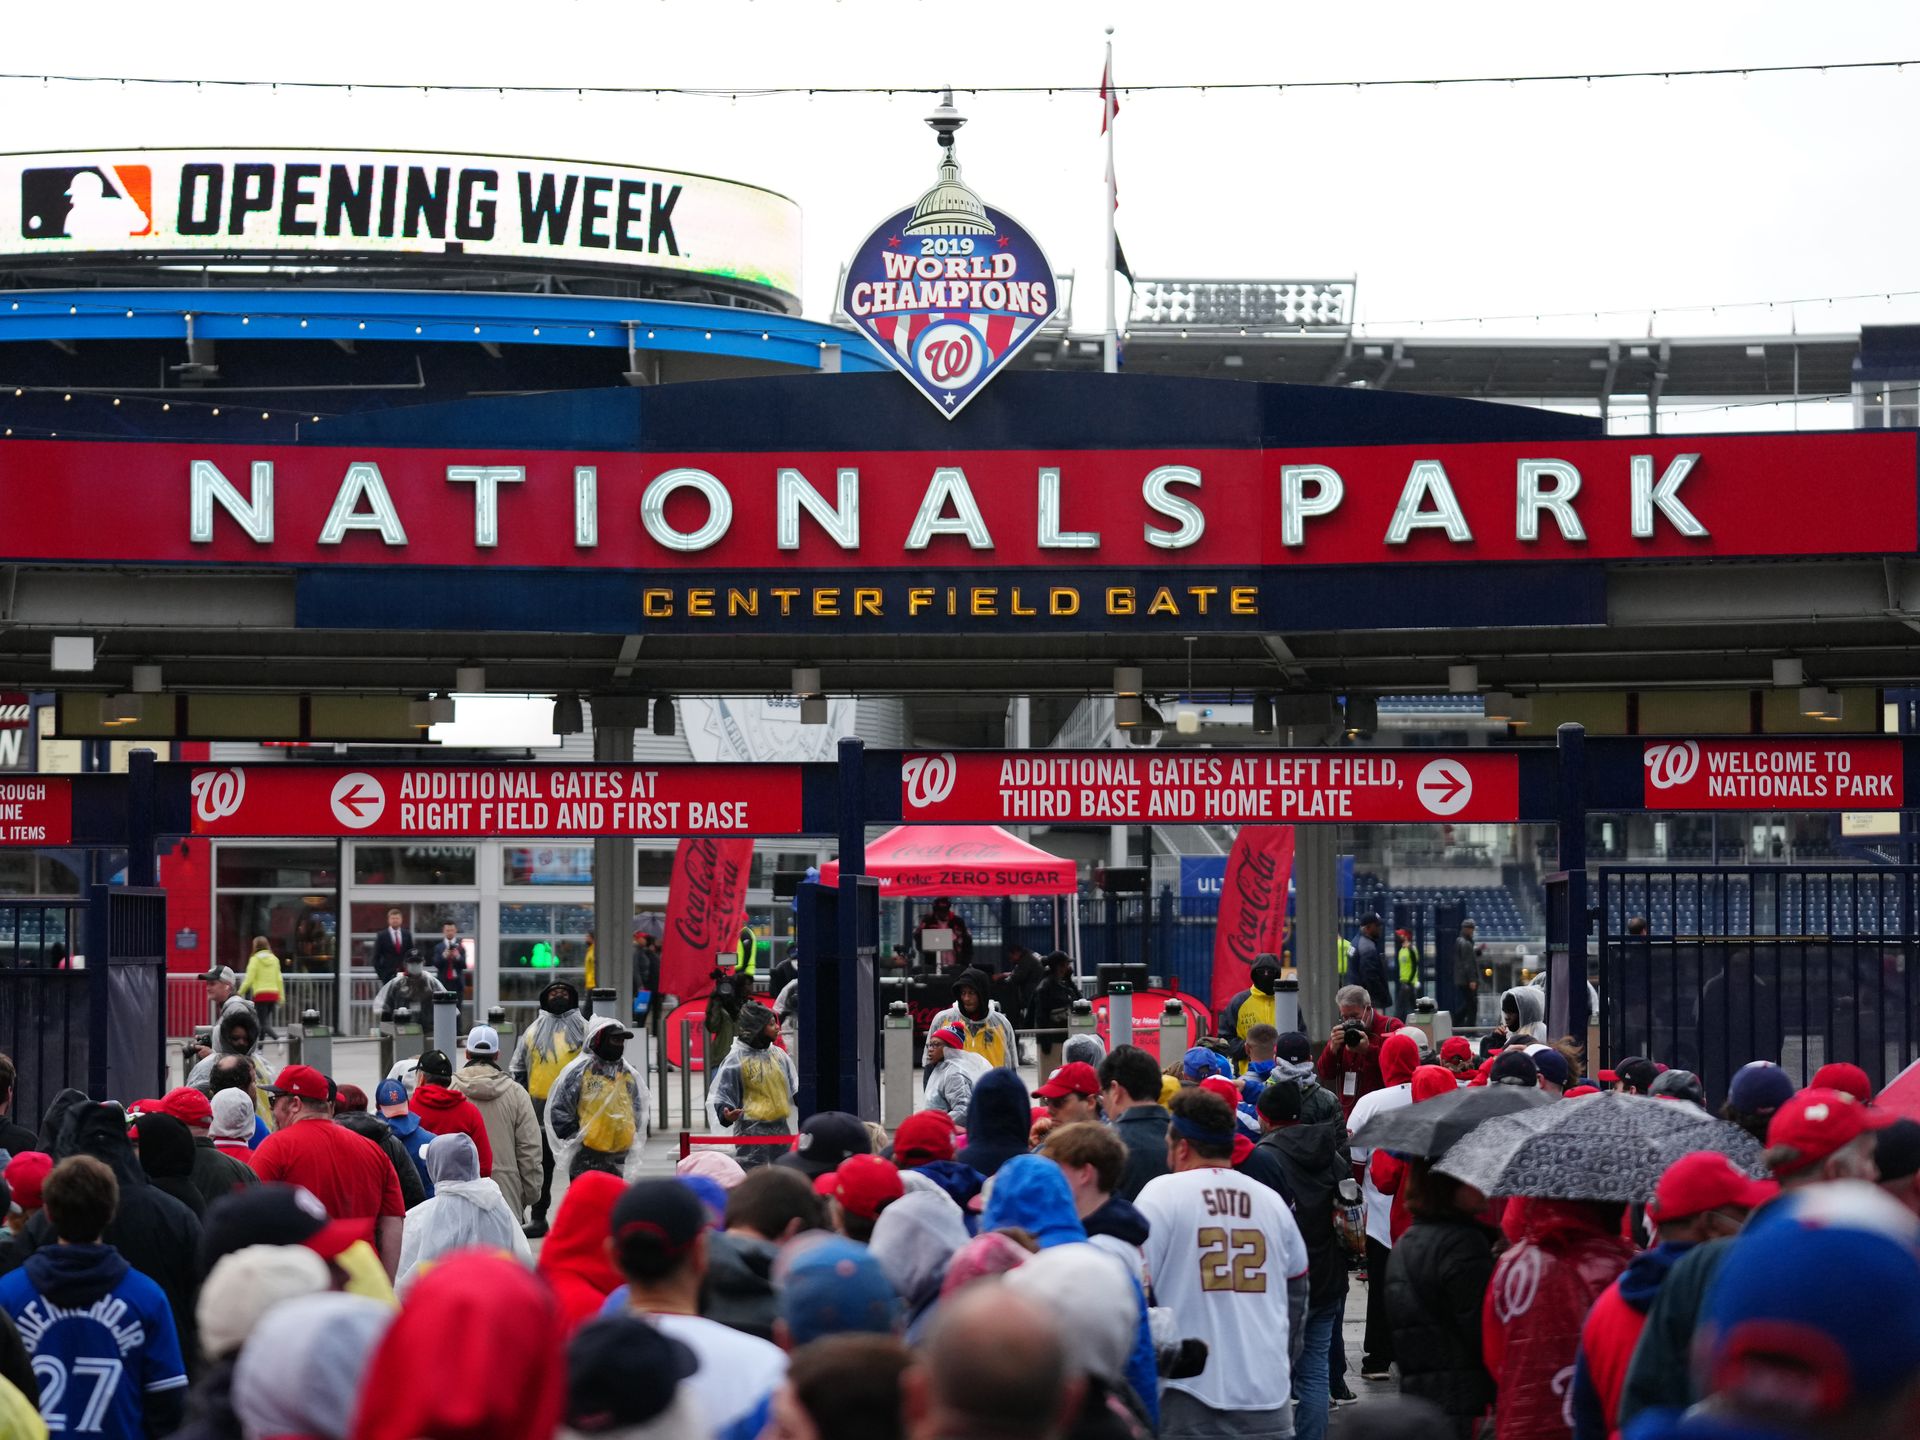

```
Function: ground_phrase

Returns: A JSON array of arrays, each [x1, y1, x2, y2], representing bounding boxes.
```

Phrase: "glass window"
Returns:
[[503, 846, 593, 886], [216, 845, 338, 890], [353, 845, 477, 886], [635, 848, 675, 888], [218, 893, 336, 975]]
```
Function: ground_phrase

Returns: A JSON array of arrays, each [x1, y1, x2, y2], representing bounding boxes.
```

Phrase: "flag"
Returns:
[[658, 836, 753, 1004], [1100, 58, 1120, 132], [1209, 827, 1296, 1016], [1114, 235, 1134, 285]]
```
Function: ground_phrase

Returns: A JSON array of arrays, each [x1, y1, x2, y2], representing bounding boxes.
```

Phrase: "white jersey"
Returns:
[[1135, 1166, 1310, 1415], [1347, 1081, 1413, 1248]]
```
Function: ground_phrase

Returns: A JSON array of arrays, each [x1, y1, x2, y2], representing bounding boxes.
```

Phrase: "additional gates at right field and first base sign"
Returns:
[[1595, 865, 1919, 1105]]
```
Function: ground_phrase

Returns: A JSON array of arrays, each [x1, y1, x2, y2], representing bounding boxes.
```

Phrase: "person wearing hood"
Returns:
[[980, 1154, 1089, 1249], [183, 1242, 330, 1440], [185, 1008, 275, 1103], [955, 1069, 1032, 1178], [869, 1188, 970, 1343], [1221, 954, 1286, 1066], [1253, 1080, 1354, 1440], [1025, 951, 1083, 1076], [232, 1291, 391, 1440], [394, 1132, 532, 1289], [1262, 1031, 1344, 1128], [15, 1100, 204, 1374], [364, 1081, 430, 1205], [1499, 984, 1550, 1045], [1569, 1154, 1770, 1440], [1383, 1160, 1500, 1440], [512, 979, 586, 1238], [151, 1089, 255, 1209], [371, 956, 448, 1027], [534, 1168, 626, 1337], [925, 968, 1018, 1071], [921, 1022, 992, 1130], [1346, 1029, 1422, 1382], [131, 1112, 208, 1220], [545, 1017, 650, 1181], [349, 1252, 566, 1440], [0, 1155, 188, 1439], [889, 1111, 984, 1210], [708, 1001, 797, 1171], [1005, 1244, 1159, 1440], [699, 1167, 826, 1342], [206, 1091, 257, 1171], [1483, 1193, 1637, 1440], [405, 1050, 495, 1178], [452, 1025, 541, 1220]]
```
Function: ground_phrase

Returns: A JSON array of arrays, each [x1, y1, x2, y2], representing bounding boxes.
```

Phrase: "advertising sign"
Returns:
[[659, 837, 754, 1005], [186, 763, 803, 837], [840, 103, 1057, 415], [0, 149, 802, 306], [0, 777, 70, 846], [0, 694, 30, 772], [1640, 739, 1903, 811], [1212, 827, 1296, 1013], [899, 750, 1522, 825]]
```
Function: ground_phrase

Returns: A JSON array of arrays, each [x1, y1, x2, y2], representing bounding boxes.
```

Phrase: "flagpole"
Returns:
[[1103, 28, 1119, 375]]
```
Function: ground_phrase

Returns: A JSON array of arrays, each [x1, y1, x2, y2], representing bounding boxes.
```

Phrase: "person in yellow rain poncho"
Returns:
[[543, 1016, 651, 1181], [706, 1000, 797, 1171], [922, 968, 1019, 1070], [510, 980, 586, 1237]]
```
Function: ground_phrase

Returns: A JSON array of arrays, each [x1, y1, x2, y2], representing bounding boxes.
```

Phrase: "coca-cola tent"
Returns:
[[817, 824, 1077, 895]]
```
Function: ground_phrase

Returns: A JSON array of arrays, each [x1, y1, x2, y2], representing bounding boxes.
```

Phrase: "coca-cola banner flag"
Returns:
[[1641, 739, 1902, 811], [659, 837, 754, 1001], [1211, 826, 1296, 1016]]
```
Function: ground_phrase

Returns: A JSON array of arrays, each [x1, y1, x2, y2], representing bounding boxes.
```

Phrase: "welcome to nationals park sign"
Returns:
[[0, 368, 1914, 637], [7, 738, 1920, 849]]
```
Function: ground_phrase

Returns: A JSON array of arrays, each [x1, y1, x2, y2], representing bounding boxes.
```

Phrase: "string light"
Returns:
[[0, 57, 1906, 96]]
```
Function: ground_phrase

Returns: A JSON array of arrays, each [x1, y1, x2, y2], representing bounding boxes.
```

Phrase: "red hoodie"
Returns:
[[351, 1252, 565, 1440], [537, 1170, 626, 1333], [410, 1082, 495, 1177], [1482, 1199, 1637, 1440], [1369, 1064, 1457, 1242]]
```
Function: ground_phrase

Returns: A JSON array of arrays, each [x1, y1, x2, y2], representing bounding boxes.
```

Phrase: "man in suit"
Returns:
[[372, 907, 414, 987], [433, 919, 468, 1026]]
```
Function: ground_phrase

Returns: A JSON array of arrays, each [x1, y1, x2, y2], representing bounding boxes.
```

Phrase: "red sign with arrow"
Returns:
[[186, 763, 805, 837]]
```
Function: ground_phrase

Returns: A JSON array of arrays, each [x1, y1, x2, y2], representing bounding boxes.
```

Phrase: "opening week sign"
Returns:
[[900, 750, 1521, 825]]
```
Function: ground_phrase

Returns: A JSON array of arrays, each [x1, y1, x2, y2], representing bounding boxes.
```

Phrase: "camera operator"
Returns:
[[1314, 983, 1406, 1122], [703, 957, 751, 1078]]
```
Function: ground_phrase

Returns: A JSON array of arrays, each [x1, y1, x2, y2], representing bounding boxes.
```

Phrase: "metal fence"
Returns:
[[1596, 865, 1920, 1106]]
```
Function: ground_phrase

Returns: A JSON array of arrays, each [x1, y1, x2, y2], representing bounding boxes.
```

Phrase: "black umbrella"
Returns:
[[1350, 1083, 1550, 1159], [1435, 1092, 1764, 1201]]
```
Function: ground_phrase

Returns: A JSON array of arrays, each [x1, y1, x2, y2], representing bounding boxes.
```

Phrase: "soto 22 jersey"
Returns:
[[1136, 1166, 1310, 1415]]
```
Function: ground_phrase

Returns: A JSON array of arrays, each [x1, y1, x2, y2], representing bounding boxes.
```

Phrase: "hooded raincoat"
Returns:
[[535, 1170, 626, 1334], [707, 1009, 797, 1168], [511, 983, 588, 1102], [954, 1068, 1031, 1177], [452, 1059, 542, 1217], [1501, 984, 1550, 1044], [924, 968, 1019, 1070], [349, 1253, 566, 1440], [232, 1292, 391, 1440], [395, 1133, 532, 1289], [921, 1043, 992, 1128], [543, 1016, 651, 1181], [869, 1190, 970, 1343]]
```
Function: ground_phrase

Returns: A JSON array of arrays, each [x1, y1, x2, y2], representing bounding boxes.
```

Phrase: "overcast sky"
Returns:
[[6, 0, 1918, 426]]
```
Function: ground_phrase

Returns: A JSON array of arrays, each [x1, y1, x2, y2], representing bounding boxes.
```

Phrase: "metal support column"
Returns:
[[126, 749, 157, 887], [1294, 825, 1341, 1036], [591, 702, 646, 1030], [1555, 722, 1592, 1044]]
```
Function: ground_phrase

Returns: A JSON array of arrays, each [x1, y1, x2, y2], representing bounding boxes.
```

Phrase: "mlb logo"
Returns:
[[20, 164, 152, 242]]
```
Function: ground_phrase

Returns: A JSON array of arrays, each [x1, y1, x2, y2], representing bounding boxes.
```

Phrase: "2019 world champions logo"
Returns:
[[840, 92, 1059, 418]]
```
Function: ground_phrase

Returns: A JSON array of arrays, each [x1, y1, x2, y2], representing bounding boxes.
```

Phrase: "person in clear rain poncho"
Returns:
[[543, 1016, 651, 1181], [511, 979, 587, 1237], [707, 1000, 797, 1170], [394, 1132, 531, 1288]]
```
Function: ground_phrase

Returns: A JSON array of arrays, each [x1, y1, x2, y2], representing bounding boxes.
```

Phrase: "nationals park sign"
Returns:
[[2, 427, 1915, 636]]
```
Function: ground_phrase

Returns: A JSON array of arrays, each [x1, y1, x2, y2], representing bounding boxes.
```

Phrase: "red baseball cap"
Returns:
[[1035, 1061, 1101, 1100], [892, 1110, 957, 1165], [1811, 1063, 1874, 1102], [1440, 1037, 1475, 1063], [1646, 1152, 1777, 1226], [827, 1155, 904, 1222], [1766, 1088, 1896, 1175], [1198, 1076, 1241, 1107], [5, 1152, 51, 1212], [266, 1064, 330, 1102], [157, 1087, 212, 1129], [1564, 1085, 1601, 1098]]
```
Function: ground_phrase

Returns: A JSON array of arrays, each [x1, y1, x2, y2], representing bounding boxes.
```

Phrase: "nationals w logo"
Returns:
[[190, 768, 247, 824], [902, 753, 958, 810], [1643, 741, 1701, 791]]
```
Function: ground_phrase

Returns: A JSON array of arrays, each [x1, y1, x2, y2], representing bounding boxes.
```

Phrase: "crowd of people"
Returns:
[[0, 953, 1907, 1440]]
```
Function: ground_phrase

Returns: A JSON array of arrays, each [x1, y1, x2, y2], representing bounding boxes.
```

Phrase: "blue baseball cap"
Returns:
[[1530, 1048, 1570, 1087], [776, 1236, 899, 1346], [1701, 1181, 1920, 1419], [1182, 1047, 1229, 1080], [1727, 1060, 1796, 1115], [373, 1079, 409, 1114]]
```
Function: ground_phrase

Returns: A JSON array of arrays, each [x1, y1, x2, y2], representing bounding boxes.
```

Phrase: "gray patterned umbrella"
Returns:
[[1434, 1092, 1765, 1201], [1350, 1083, 1550, 1159]]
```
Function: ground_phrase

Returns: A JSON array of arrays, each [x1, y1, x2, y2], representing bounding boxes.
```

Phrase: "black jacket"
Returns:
[[370, 927, 415, 985], [1253, 1121, 1352, 1309], [1026, 974, 1082, 1041], [1384, 1214, 1498, 1436], [333, 1113, 427, 1210], [1111, 1105, 1170, 1201], [1234, 1143, 1296, 1209], [1348, 933, 1392, 1010], [954, 1070, 1031, 1178], [700, 1230, 778, 1341], [0, 1120, 38, 1160], [19, 1103, 204, 1374], [188, 1138, 258, 1210]]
